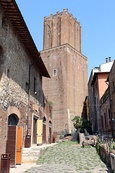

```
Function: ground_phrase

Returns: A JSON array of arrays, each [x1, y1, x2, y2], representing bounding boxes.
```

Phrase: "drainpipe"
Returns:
[[26, 64, 31, 136], [26, 56, 40, 136]]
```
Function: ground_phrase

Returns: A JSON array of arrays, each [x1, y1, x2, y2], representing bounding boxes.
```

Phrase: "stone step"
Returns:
[[22, 143, 57, 163], [22, 146, 46, 163]]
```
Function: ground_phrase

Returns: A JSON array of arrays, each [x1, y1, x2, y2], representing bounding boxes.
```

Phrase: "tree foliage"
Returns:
[[72, 116, 83, 130], [72, 116, 92, 134]]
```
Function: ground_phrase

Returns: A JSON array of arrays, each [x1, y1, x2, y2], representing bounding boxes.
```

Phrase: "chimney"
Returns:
[[109, 57, 111, 62], [106, 57, 111, 63], [106, 58, 109, 63]]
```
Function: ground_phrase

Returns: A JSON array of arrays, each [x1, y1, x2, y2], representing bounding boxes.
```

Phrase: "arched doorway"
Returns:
[[7, 113, 22, 167], [8, 114, 19, 125]]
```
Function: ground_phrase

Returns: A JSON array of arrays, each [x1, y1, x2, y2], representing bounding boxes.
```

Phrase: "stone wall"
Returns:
[[0, 6, 43, 158], [99, 143, 110, 165]]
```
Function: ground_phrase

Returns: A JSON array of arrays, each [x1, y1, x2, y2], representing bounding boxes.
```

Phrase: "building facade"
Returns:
[[108, 60, 115, 138], [41, 9, 88, 134], [100, 88, 111, 135], [88, 58, 113, 133], [0, 0, 51, 168]]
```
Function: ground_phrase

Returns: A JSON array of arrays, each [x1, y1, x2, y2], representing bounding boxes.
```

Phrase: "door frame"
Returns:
[[31, 113, 40, 145]]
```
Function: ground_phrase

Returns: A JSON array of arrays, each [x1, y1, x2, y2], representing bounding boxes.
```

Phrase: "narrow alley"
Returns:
[[11, 141, 111, 173]]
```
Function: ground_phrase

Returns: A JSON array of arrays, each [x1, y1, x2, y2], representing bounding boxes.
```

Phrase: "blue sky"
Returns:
[[16, 0, 115, 78]]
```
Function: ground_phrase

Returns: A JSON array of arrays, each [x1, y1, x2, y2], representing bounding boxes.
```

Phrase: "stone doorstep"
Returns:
[[22, 158, 38, 163]]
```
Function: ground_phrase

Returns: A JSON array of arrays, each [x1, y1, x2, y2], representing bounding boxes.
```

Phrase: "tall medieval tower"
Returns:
[[41, 9, 88, 134]]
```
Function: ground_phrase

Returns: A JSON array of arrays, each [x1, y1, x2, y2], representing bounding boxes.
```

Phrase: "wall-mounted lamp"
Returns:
[[34, 91, 37, 95]]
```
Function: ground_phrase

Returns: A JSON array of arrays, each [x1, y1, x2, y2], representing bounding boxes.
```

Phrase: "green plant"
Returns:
[[109, 141, 115, 151], [96, 142, 100, 154], [72, 116, 92, 134], [72, 116, 83, 130]]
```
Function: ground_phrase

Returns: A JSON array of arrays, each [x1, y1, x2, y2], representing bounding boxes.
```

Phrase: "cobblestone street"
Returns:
[[20, 141, 111, 173]]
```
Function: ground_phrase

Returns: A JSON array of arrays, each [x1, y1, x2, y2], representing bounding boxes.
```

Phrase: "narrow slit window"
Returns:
[[53, 69, 57, 76], [26, 82, 29, 93], [112, 81, 115, 92], [7, 69, 10, 78]]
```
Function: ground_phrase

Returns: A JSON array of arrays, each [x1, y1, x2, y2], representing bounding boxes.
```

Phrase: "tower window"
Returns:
[[53, 69, 57, 76]]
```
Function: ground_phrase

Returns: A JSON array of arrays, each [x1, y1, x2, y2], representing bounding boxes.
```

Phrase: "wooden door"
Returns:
[[43, 124, 46, 143], [37, 119, 43, 145], [16, 126, 23, 165], [6, 126, 17, 168], [33, 118, 37, 144]]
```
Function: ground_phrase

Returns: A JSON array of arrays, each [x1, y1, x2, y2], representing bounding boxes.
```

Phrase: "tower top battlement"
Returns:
[[44, 9, 80, 25], [43, 9, 81, 52]]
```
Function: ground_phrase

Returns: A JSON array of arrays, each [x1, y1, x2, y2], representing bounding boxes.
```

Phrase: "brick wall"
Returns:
[[41, 44, 88, 133], [41, 9, 88, 134], [43, 9, 81, 52]]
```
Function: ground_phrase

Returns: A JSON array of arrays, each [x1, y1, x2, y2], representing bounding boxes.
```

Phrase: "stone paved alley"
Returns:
[[10, 141, 111, 173]]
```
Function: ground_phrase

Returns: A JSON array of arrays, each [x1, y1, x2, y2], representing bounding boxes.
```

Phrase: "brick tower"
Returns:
[[41, 9, 88, 134]]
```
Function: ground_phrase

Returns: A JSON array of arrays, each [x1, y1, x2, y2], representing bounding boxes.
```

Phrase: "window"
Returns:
[[7, 69, 10, 78], [0, 45, 4, 64], [26, 82, 29, 93], [53, 69, 57, 76]]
